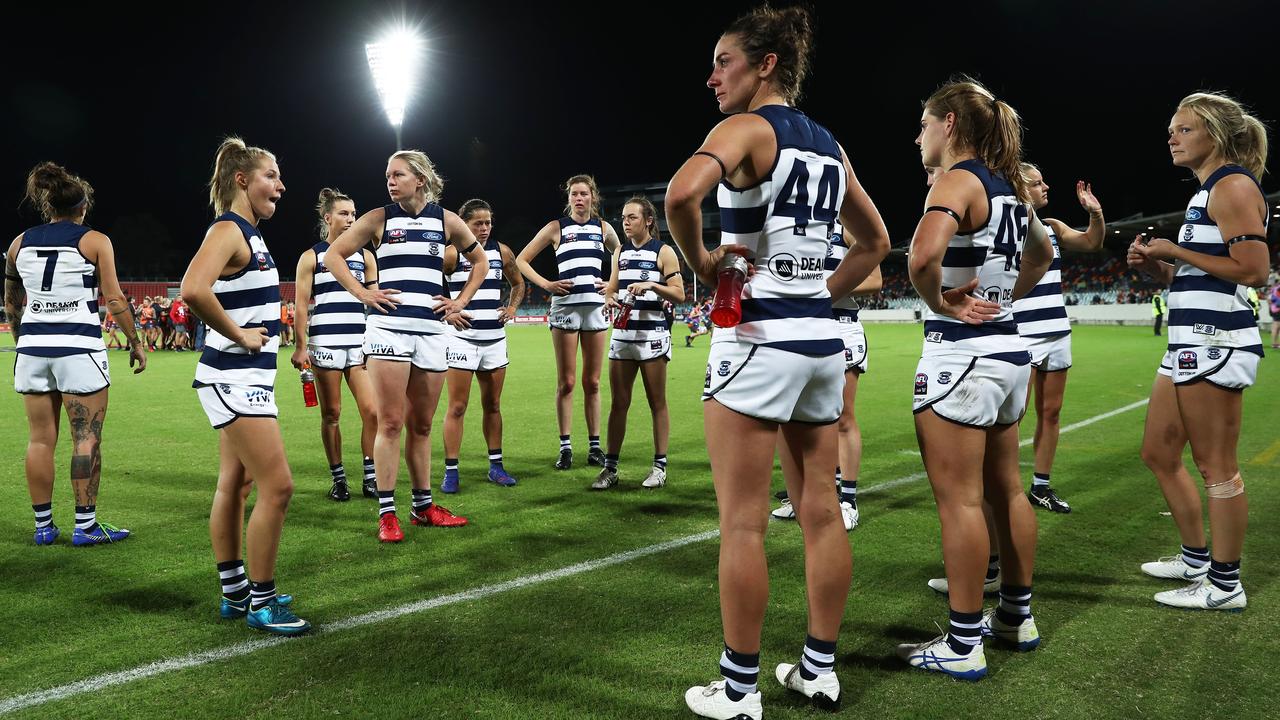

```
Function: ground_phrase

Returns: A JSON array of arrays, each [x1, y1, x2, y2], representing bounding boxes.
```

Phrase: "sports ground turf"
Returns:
[[0, 324, 1276, 719]]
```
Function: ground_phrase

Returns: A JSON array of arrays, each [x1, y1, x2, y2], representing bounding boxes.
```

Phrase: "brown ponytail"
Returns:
[[24, 162, 94, 221], [924, 77, 1027, 201]]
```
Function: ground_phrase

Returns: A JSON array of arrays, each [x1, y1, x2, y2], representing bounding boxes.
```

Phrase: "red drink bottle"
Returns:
[[710, 254, 749, 328], [614, 289, 635, 330], [300, 364, 318, 408]]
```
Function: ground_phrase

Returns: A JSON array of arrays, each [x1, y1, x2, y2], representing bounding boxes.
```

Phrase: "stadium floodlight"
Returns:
[[366, 28, 424, 149]]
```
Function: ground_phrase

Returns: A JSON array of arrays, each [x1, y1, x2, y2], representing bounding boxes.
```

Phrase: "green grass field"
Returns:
[[0, 324, 1276, 719]]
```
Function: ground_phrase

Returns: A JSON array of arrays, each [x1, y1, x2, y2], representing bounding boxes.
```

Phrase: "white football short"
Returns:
[[548, 303, 608, 333], [702, 342, 845, 424], [1026, 333, 1072, 372], [362, 326, 448, 371], [446, 337, 509, 372], [14, 351, 110, 395], [196, 383, 278, 429], [609, 335, 672, 362], [1159, 346, 1258, 389], [838, 317, 868, 373], [309, 345, 364, 371], [912, 353, 1031, 428]]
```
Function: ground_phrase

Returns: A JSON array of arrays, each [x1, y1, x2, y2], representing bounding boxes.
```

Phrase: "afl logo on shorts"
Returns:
[[1207, 348, 1222, 360], [937, 371, 953, 385], [717, 361, 732, 377], [1178, 351, 1198, 370], [914, 373, 928, 396], [844, 348, 853, 362], [650, 340, 663, 351]]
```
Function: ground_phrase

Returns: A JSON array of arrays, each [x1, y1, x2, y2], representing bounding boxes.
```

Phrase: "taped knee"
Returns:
[[1205, 473, 1244, 499]]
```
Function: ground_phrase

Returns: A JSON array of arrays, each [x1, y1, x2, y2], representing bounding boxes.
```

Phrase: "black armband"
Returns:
[[925, 206, 962, 224], [1227, 234, 1266, 246], [693, 151, 728, 181], [461, 241, 480, 255], [663, 271, 680, 281]]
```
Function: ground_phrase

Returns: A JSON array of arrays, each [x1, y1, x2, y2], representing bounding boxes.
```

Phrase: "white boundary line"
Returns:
[[0, 398, 1149, 715]]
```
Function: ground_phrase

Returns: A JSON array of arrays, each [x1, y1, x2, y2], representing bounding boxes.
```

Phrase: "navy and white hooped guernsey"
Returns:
[[714, 104, 842, 355], [1169, 164, 1267, 357], [614, 237, 670, 343], [448, 238, 506, 342], [825, 220, 860, 321], [923, 159, 1028, 363], [14, 221, 105, 357], [1012, 222, 1070, 338], [309, 241, 367, 349], [193, 212, 280, 389], [371, 202, 448, 335], [554, 216, 607, 307]]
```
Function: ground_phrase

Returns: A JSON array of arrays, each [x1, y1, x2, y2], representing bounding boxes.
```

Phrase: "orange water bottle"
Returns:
[[710, 254, 749, 328], [300, 363, 318, 408]]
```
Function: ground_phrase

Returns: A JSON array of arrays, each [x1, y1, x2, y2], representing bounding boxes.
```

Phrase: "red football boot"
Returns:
[[411, 504, 468, 528], [378, 513, 404, 542]]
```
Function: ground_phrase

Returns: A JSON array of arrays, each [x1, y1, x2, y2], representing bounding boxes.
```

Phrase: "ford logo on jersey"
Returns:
[[1193, 323, 1217, 335], [426, 231, 444, 242], [1178, 351, 1198, 370], [1185, 209, 1202, 221]]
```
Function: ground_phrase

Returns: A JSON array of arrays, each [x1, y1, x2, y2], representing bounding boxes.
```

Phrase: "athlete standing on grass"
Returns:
[[440, 199, 525, 493], [6, 161, 146, 547], [291, 188, 381, 502], [667, 6, 889, 717], [324, 150, 488, 542], [516, 175, 621, 470], [593, 196, 684, 491], [1128, 92, 1269, 612], [896, 78, 1053, 680], [1013, 164, 1107, 514], [181, 137, 308, 635], [772, 222, 881, 531]]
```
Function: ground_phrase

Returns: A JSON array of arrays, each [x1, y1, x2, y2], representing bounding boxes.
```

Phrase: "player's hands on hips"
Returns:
[[939, 278, 1001, 325], [358, 287, 402, 313], [546, 279, 574, 296]]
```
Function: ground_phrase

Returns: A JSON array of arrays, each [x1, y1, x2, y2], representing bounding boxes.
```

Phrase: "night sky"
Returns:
[[4, 0, 1276, 280]]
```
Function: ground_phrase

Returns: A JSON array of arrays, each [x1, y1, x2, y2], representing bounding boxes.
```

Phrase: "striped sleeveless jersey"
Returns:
[[14, 222, 105, 357], [309, 241, 367, 349], [193, 212, 280, 388], [447, 238, 506, 342]]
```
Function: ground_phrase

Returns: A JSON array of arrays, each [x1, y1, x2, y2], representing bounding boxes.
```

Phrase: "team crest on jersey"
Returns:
[[1207, 348, 1222, 360], [717, 361, 732, 377], [926, 331, 943, 343], [937, 371, 953, 385], [1185, 209, 1202, 222], [428, 243, 441, 256], [1178, 351, 1198, 370], [1183, 225, 1194, 242], [914, 373, 928, 396], [1193, 323, 1217, 335]]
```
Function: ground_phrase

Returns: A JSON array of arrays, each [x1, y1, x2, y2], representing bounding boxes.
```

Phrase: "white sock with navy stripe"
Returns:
[[719, 645, 759, 701], [217, 560, 249, 602], [74, 505, 98, 533], [489, 448, 503, 470], [33, 502, 52, 529], [1181, 544, 1209, 569], [412, 488, 432, 512], [945, 610, 983, 655], [377, 491, 395, 517], [797, 635, 836, 680], [249, 578, 276, 611], [362, 457, 376, 484], [330, 463, 346, 483], [1208, 559, 1241, 592]]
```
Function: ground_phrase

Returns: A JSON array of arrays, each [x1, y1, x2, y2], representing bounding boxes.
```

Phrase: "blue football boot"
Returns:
[[72, 522, 131, 546], [245, 599, 311, 636], [34, 524, 61, 546], [221, 592, 294, 619], [487, 466, 517, 487]]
